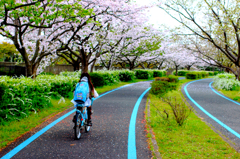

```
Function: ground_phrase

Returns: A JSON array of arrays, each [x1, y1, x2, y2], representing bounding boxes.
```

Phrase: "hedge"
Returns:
[[118, 70, 135, 81], [89, 72, 105, 87], [185, 71, 211, 79], [153, 70, 166, 77], [186, 73, 198, 79], [134, 69, 153, 79], [0, 75, 79, 124], [173, 70, 190, 76]]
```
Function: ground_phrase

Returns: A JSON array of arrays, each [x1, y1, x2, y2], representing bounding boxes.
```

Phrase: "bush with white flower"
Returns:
[[213, 73, 240, 91]]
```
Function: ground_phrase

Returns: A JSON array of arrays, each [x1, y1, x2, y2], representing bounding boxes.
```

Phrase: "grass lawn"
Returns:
[[146, 79, 240, 159], [217, 89, 240, 103], [0, 78, 154, 150]]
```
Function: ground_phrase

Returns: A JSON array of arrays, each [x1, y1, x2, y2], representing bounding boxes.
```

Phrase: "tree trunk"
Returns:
[[73, 63, 80, 71], [25, 62, 33, 77], [90, 59, 96, 72], [81, 62, 89, 73], [25, 61, 39, 78], [129, 63, 134, 70], [175, 66, 179, 76]]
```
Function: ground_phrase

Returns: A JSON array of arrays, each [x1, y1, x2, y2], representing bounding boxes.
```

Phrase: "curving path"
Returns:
[[182, 78, 240, 150], [0, 81, 152, 159]]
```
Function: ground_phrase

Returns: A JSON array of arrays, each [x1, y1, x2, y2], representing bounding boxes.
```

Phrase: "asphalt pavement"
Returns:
[[182, 78, 240, 150], [0, 81, 152, 159]]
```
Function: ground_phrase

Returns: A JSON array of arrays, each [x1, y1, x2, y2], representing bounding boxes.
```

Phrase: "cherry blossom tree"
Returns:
[[164, 41, 198, 75], [0, 0, 92, 77], [158, 0, 240, 79], [113, 25, 163, 70], [53, 0, 149, 73]]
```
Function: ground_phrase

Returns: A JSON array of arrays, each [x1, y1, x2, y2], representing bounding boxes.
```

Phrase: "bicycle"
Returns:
[[73, 104, 91, 140]]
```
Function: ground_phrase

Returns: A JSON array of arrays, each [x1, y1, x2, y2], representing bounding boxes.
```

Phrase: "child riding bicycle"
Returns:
[[72, 72, 98, 126]]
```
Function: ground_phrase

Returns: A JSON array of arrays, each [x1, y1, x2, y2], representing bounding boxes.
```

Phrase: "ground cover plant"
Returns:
[[146, 79, 240, 158]]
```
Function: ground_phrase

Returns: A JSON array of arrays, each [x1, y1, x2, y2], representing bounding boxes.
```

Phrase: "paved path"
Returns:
[[182, 78, 240, 150], [1, 81, 152, 159]]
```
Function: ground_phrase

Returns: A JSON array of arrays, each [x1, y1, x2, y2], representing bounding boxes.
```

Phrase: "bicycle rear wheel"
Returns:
[[74, 114, 82, 140]]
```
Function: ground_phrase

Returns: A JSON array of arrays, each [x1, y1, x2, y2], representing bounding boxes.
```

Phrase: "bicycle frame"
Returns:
[[75, 105, 88, 127]]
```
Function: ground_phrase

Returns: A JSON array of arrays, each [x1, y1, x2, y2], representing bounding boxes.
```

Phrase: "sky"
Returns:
[[135, 0, 180, 29]]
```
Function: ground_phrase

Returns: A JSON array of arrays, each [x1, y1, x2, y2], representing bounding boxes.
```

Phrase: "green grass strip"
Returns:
[[146, 79, 240, 158]]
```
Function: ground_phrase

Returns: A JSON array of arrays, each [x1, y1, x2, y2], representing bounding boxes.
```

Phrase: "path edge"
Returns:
[[145, 98, 162, 159]]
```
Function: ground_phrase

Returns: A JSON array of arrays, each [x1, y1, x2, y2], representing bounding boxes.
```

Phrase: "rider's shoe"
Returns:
[[87, 120, 92, 126]]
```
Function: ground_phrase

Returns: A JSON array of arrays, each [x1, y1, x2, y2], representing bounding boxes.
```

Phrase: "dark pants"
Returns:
[[87, 106, 92, 120]]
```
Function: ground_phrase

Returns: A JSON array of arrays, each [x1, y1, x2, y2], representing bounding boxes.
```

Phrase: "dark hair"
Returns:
[[80, 72, 94, 95]]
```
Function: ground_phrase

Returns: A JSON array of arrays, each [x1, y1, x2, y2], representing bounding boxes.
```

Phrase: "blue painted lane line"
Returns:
[[1, 110, 75, 159], [1, 83, 137, 159], [209, 81, 240, 106], [128, 87, 151, 159], [184, 79, 240, 139]]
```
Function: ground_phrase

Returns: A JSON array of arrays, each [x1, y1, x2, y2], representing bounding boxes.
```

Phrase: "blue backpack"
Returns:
[[74, 81, 89, 104]]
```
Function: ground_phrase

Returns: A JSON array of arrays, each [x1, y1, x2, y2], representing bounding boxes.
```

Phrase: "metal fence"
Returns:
[[0, 65, 26, 76], [44, 64, 74, 74], [0, 62, 76, 76], [0, 62, 26, 76]]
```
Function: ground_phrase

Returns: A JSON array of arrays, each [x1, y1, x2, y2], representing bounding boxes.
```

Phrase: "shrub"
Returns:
[[168, 75, 179, 83], [186, 73, 198, 79], [213, 73, 240, 91], [196, 72, 202, 79], [37, 75, 78, 98], [89, 72, 105, 87], [135, 69, 152, 79], [39, 72, 55, 75], [216, 73, 235, 79], [214, 71, 219, 75], [208, 71, 214, 76], [162, 70, 167, 76], [150, 80, 178, 98], [59, 71, 81, 78], [173, 70, 190, 76], [118, 70, 135, 81], [153, 70, 163, 77], [162, 96, 192, 126], [0, 76, 53, 124], [155, 77, 170, 82], [199, 71, 209, 78], [155, 75, 179, 83], [135, 70, 149, 79], [0, 81, 7, 100], [102, 71, 120, 84]]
